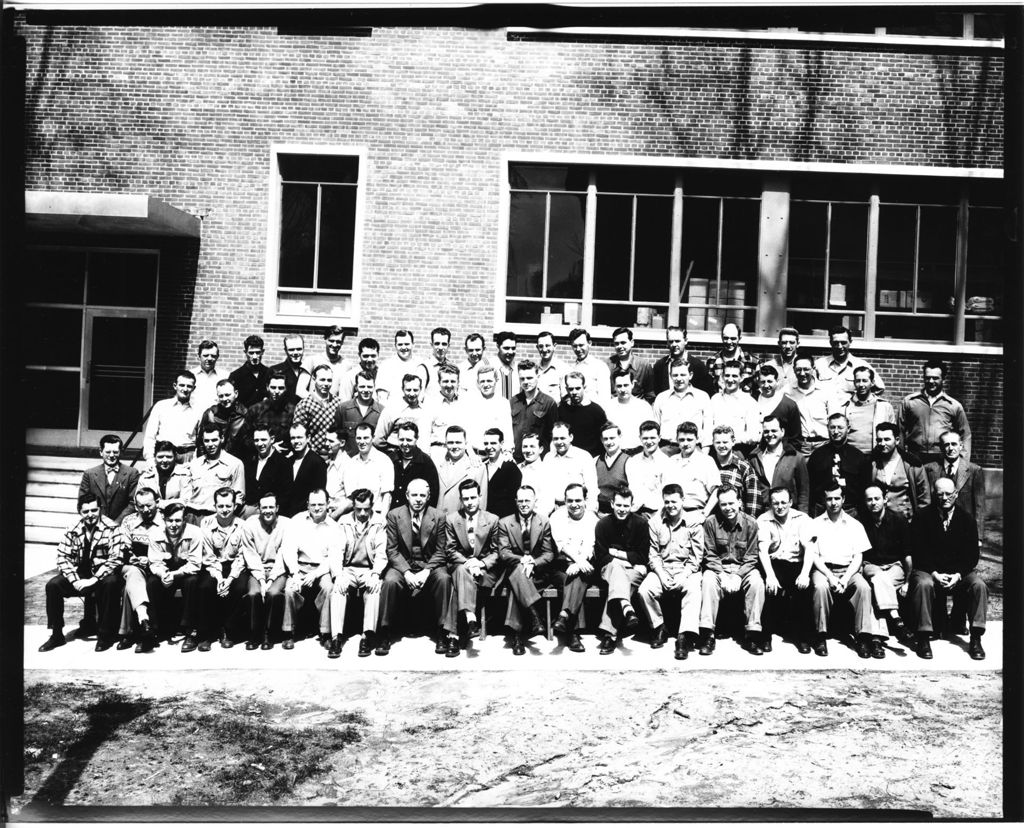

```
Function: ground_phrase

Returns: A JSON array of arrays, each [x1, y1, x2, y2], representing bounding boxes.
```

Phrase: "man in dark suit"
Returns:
[[242, 426, 293, 517], [480, 428, 522, 518], [279, 423, 327, 518], [445, 479, 501, 643], [908, 476, 988, 660], [924, 430, 985, 543], [378, 478, 457, 656], [79, 434, 140, 524], [228, 334, 272, 407], [652, 326, 715, 397], [807, 413, 871, 518], [748, 415, 809, 516], [497, 484, 558, 655]]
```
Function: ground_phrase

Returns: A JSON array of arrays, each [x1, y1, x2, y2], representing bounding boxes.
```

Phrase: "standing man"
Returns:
[[186, 426, 245, 524], [808, 481, 875, 658], [436, 426, 488, 514], [312, 325, 354, 397], [236, 491, 291, 650], [493, 331, 520, 400], [390, 422, 440, 510], [567, 328, 610, 403], [534, 330, 568, 400], [427, 364, 470, 462], [652, 326, 714, 397], [625, 421, 674, 516], [606, 371, 655, 454], [79, 434, 140, 524], [708, 426, 758, 516], [606, 327, 654, 403], [789, 355, 839, 457], [293, 364, 343, 462], [924, 430, 985, 544], [245, 371, 295, 451], [870, 422, 930, 521], [752, 364, 800, 448], [458, 333, 490, 398], [665, 422, 721, 527], [908, 477, 988, 660], [708, 361, 761, 454], [480, 428, 522, 518], [637, 483, 704, 659], [373, 374, 434, 454], [807, 413, 871, 517], [335, 371, 383, 457], [228, 335, 271, 407], [592, 486, 646, 654], [199, 379, 251, 459], [376, 329, 427, 405], [38, 495, 125, 652], [445, 479, 501, 642], [466, 366, 515, 456], [768, 327, 801, 391], [190, 339, 228, 412], [748, 415, 809, 516], [143, 371, 200, 462], [331, 488, 388, 658], [542, 421, 599, 513], [557, 371, 608, 457], [595, 423, 629, 515], [549, 482, 601, 653], [840, 366, 896, 454], [328, 422, 394, 520], [814, 325, 884, 397], [339, 337, 380, 402], [270, 335, 312, 405], [242, 425, 293, 519], [280, 423, 328, 519], [425, 327, 454, 401], [379, 478, 458, 657], [652, 361, 710, 451], [518, 433, 553, 517], [898, 360, 973, 465], [510, 359, 558, 461]]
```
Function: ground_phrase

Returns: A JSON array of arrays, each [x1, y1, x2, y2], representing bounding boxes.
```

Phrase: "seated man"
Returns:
[[330, 488, 388, 658], [756, 486, 815, 653], [908, 476, 988, 660], [378, 478, 457, 657], [115, 487, 163, 652], [549, 482, 601, 653], [593, 485, 647, 655], [698, 485, 763, 656], [497, 484, 557, 655], [236, 491, 291, 650], [808, 480, 875, 658], [445, 479, 501, 644], [78, 434, 140, 524], [39, 494, 125, 653], [637, 483, 704, 660], [147, 501, 206, 650], [858, 483, 914, 658], [195, 487, 249, 651]]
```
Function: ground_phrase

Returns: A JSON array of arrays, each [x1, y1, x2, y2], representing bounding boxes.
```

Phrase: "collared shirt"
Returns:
[[375, 355, 429, 405], [625, 450, 675, 513], [339, 364, 377, 403], [536, 358, 568, 400], [189, 365, 229, 412], [143, 397, 200, 458], [648, 510, 703, 574], [269, 359, 312, 403], [423, 358, 455, 403], [137, 463, 194, 508], [756, 508, 813, 564], [548, 507, 599, 565], [188, 451, 245, 511], [710, 450, 759, 515], [238, 514, 293, 581], [328, 448, 395, 512], [56, 516, 124, 581], [199, 514, 247, 578], [814, 353, 885, 397], [758, 444, 784, 487], [605, 396, 655, 450], [702, 511, 759, 574], [811, 510, 871, 568], [336, 513, 387, 572], [284, 513, 344, 576], [541, 447, 599, 512], [510, 390, 558, 458], [373, 399, 435, 452], [457, 357, 490, 398], [709, 390, 761, 445], [652, 386, 711, 445], [428, 396, 472, 448], [568, 355, 611, 403], [293, 392, 343, 460], [147, 523, 205, 577], [605, 354, 655, 401], [306, 351, 352, 398], [518, 459, 554, 516], [767, 354, 799, 391], [898, 389, 972, 462], [464, 393, 515, 453], [665, 451, 721, 511], [493, 360, 520, 400], [788, 383, 839, 441], [840, 393, 896, 454]]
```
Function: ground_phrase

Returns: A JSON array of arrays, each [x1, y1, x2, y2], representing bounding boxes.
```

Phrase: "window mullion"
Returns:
[[668, 176, 683, 328], [863, 188, 879, 339], [715, 198, 723, 308], [823, 202, 832, 310], [628, 195, 637, 301], [912, 206, 921, 314], [581, 173, 597, 327], [542, 193, 551, 300], [953, 189, 970, 345], [312, 184, 323, 290]]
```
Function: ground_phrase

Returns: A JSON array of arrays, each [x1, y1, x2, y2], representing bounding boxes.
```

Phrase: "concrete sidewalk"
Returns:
[[23, 621, 1003, 673]]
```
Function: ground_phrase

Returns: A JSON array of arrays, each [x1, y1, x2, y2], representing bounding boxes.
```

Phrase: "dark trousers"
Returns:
[[45, 572, 122, 637], [908, 569, 987, 633], [379, 566, 456, 635], [761, 560, 813, 641], [196, 567, 250, 640], [451, 564, 497, 616], [504, 564, 567, 633], [241, 573, 287, 640], [150, 571, 202, 636]]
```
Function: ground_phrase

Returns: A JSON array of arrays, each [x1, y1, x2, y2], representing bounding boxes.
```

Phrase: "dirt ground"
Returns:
[[13, 667, 1002, 817]]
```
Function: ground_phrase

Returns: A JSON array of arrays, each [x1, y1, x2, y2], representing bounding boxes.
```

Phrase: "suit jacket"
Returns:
[[652, 353, 715, 397], [807, 442, 871, 517], [445, 509, 500, 571], [243, 449, 294, 507], [279, 451, 328, 517], [436, 455, 489, 514], [869, 449, 930, 520], [79, 462, 140, 523], [385, 505, 445, 573], [485, 459, 523, 519], [912, 505, 979, 577], [496, 511, 555, 572], [924, 459, 986, 540], [747, 446, 809, 515]]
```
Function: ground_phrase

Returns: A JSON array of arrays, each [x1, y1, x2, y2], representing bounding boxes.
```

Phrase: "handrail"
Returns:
[[125, 402, 156, 468]]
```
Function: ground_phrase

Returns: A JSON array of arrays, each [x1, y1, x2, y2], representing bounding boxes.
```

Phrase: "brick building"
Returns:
[[7, 5, 1014, 480]]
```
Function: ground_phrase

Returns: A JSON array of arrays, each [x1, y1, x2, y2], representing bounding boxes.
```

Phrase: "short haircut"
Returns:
[[717, 484, 740, 501], [564, 482, 587, 499], [431, 326, 451, 341], [78, 492, 102, 510], [564, 370, 586, 386], [612, 369, 634, 382], [666, 325, 685, 338], [794, 354, 815, 368], [518, 484, 537, 496], [445, 425, 467, 438], [258, 491, 278, 505], [306, 487, 328, 503], [828, 324, 852, 341], [600, 421, 621, 435], [283, 334, 304, 348], [355, 370, 376, 384], [162, 501, 186, 519], [517, 359, 538, 372], [324, 325, 345, 340], [612, 485, 633, 501], [568, 327, 591, 343], [134, 485, 159, 501], [552, 420, 573, 435], [768, 485, 792, 500], [536, 330, 554, 343], [437, 363, 460, 379], [521, 432, 541, 445], [99, 434, 122, 450], [761, 414, 781, 428], [358, 337, 380, 353], [923, 359, 946, 377], [214, 487, 235, 503], [639, 419, 660, 434], [289, 422, 308, 435], [758, 363, 779, 378], [396, 420, 419, 438], [311, 363, 333, 379], [612, 326, 633, 341], [476, 365, 497, 381], [394, 328, 414, 343], [939, 429, 962, 444], [465, 332, 485, 348], [197, 339, 219, 354], [853, 365, 875, 380], [483, 427, 505, 442], [662, 482, 684, 499], [175, 370, 197, 385], [864, 482, 886, 498], [676, 421, 699, 438], [827, 412, 848, 425], [350, 488, 374, 506], [712, 424, 735, 438], [495, 330, 517, 346], [199, 423, 222, 438], [875, 422, 898, 437], [243, 334, 265, 350], [722, 360, 742, 373], [458, 478, 481, 495], [268, 370, 287, 383], [401, 373, 423, 388], [153, 440, 177, 455], [354, 422, 374, 436], [823, 478, 845, 496], [777, 327, 800, 341], [215, 378, 235, 391]]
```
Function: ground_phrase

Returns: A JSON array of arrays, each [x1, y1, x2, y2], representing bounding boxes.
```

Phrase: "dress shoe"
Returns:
[[75, 623, 98, 638], [917, 638, 933, 659], [698, 632, 716, 656], [525, 608, 545, 639], [567, 633, 585, 653], [220, 634, 235, 649], [446, 637, 461, 658], [552, 613, 570, 636], [358, 636, 373, 657], [746, 636, 763, 656], [260, 636, 273, 651], [796, 640, 812, 654], [812, 636, 828, 657], [650, 625, 667, 649], [135, 637, 155, 653], [871, 638, 886, 659], [761, 634, 773, 653], [245, 640, 260, 651], [282, 636, 295, 650], [890, 617, 910, 642], [598, 635, 616, 655], [674, 634, 689, 660], [181, 634, 199, 653], [94, 637, 115, 652], [318, 633, 330, 649], [327, 635, 342, 659], [623, 609, 639, 633], [467, 619, 482, 637], [435, 636, 448, 655], [855, 637, 872, 659], [374, 633, 391, 656], [198, 640, 212, 652], [512, 636, 526, 656], [969, 635, 986, 661], [116, 637, 134, 651]]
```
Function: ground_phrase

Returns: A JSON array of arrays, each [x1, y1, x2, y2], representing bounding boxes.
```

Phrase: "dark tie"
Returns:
[[946, 463, 954, 477], [467, 520, 476, 553], [78, 530, 94, 579], [522, 518, 531, 547], [412, 514, 421, 538]]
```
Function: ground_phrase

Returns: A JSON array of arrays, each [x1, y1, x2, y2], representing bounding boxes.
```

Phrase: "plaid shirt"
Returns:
[[293, 392, 342, 460], [56, 516, 124, 581], [710, 450, 759, 516]]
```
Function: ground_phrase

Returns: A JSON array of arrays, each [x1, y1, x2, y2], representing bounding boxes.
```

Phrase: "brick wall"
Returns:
[[16, 20, 1005, 465]]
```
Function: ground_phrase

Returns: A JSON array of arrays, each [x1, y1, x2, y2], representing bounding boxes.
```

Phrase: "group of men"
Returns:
[[39, 322, 989, 662]]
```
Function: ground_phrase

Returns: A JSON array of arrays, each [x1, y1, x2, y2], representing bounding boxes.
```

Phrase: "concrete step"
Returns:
[[26, 525, 66, 545], [27, 468, 83, 485], [27, 510, 72, 529], [27, 455, 93, 472], [25, 496, 79, 515], [26, 481, 79, 500]]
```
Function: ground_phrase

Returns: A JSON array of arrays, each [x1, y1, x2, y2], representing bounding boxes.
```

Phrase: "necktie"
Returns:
[[522, 517, 531, 546], [946, 463, 954, 477], [412, 514, 421, 538], [78, 530, 94, 579], [467, 519, 476, 553]]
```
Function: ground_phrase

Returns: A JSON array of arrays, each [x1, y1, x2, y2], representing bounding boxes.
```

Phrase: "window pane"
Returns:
[[876, 315, 953, 342], [633, 196, 674, 303], [507, 192, 546, 297], [24, 249, 85, 304], [278, 291, 353, 318], [547, 193, 585, 299], [87, 252, 158, 307], [787, 201, 827, 308], [508, 165, 588, 192], [505, 299, 575, 325], [719, 198, 760, 312], [973, 14, 1003, 39], [886, 13, 964, 37], [593, 302, 670, 328], [917, 206, 957, 313], [279, 182, 317, 289], [88, 316, 148, 432], [27, 307, 82, 367], [876, 204, 917, 310], [787, 310, 864, 337], [966, 206, 1004, 316], [828, 203, 867, 311], [596, 167, 674, 194], [965, 317, 1000, 344], [685, 170, 761, 198], [593, 194, 633, 301], [317, 185, 356, 291], [24, 369, 80, 429], [279, 154, 358, 184], [681, 197, 720, 305]]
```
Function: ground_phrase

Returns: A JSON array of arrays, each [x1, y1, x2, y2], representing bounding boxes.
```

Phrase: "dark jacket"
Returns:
[[747, 445, 810, 516], [278, 450, 327, 518], [243, 449, 293, 507], [391, 447, 440, 510], [385, 504, 445, 573], [652, 353, 715, 397], [485, 460, 523, 519], [912, 505, 979, 577], [858, 507, 912, 567], [807, 441, 871, 518], [594, 511, 650, 569], [229, 363, 271, 407], [79, 462, 140, 523]]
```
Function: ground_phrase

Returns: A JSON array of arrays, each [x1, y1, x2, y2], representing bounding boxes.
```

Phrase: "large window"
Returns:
[[265, 147, 364, 324], [501, 161, 1004, 347]]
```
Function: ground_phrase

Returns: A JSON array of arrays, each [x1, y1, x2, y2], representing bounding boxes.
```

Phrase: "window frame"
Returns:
[[263, 143, 367, 326]]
